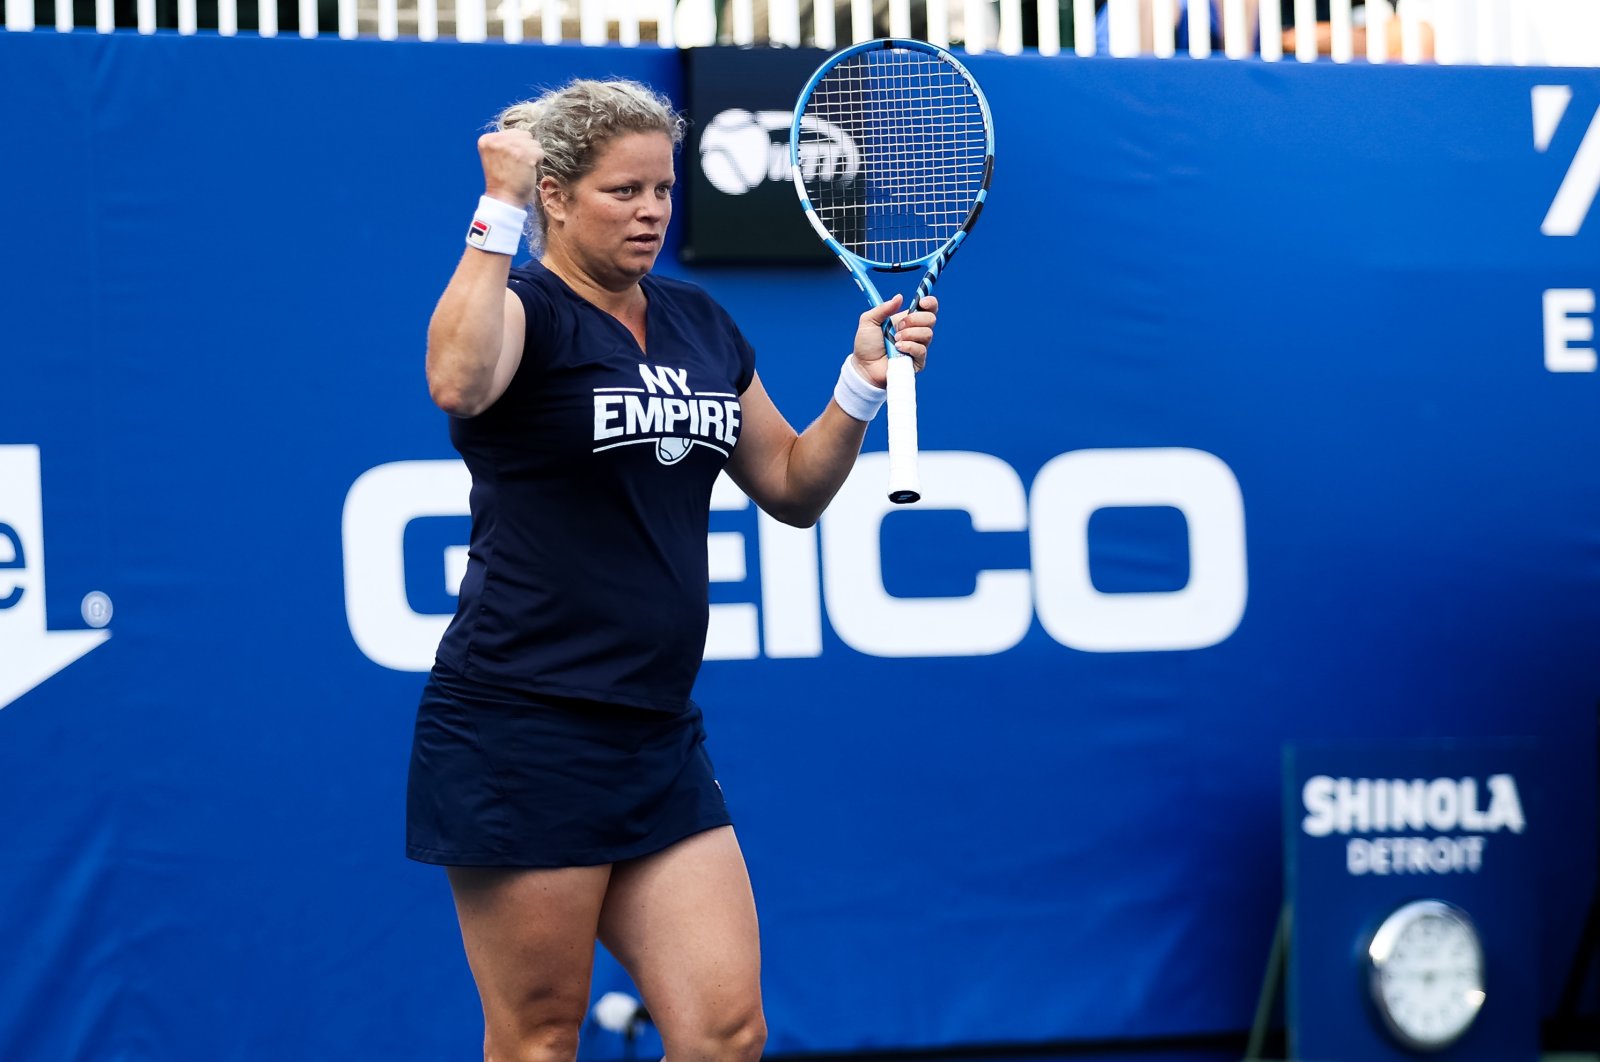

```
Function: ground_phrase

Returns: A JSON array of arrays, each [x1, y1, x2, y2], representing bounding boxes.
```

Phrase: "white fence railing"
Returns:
[[3, 0, 1597, 64]]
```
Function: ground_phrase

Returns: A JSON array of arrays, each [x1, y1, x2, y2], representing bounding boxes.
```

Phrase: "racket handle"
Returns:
[[885, 355, 921, 505]]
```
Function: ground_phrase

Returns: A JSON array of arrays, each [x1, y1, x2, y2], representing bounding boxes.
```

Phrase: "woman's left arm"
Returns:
[[726, 295, 937, 528]]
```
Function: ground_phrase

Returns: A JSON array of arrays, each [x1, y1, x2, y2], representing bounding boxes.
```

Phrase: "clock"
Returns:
[[1365, 899, 1486, 1052]]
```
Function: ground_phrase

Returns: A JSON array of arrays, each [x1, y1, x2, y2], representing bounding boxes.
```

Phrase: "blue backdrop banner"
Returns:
[[0, 30, 1596, 1062]]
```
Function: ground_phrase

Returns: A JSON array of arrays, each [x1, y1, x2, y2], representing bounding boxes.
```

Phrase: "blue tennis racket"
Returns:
[[790, 38, 994, 505]]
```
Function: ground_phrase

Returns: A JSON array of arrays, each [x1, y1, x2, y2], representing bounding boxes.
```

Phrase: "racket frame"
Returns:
[[789, 37, 995, 504]]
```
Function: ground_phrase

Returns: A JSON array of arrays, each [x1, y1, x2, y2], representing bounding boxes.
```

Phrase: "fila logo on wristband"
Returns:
[[465, 196, 528, 256]]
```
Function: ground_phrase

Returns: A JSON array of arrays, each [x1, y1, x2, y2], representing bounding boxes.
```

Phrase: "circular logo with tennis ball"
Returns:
[[699, 108, 783, 196], [656, 437, 693, 465]]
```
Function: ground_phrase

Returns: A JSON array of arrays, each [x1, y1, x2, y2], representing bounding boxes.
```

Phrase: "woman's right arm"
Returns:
[[425, 131, 544, 417], [426, 259, 526, 418]]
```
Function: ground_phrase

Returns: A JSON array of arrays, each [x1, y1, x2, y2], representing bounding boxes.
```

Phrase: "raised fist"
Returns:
[[477, 130, 544, 207]]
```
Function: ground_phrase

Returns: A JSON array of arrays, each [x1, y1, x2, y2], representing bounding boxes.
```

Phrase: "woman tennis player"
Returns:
[[407, 78, 937, 1062]]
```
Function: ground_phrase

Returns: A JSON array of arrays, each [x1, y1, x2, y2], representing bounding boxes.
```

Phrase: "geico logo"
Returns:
[[342, 449, 1246, 671]]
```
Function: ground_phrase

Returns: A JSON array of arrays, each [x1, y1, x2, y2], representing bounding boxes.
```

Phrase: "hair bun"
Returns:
[[496, 101, 543, 134]]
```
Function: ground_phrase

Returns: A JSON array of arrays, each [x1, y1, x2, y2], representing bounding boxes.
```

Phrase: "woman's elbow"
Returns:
[[762, 499, 824, 529], [428, 377, 488, 418]]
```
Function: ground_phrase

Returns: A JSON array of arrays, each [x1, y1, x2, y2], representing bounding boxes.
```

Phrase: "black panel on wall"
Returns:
[[679, 46, 835, 265]]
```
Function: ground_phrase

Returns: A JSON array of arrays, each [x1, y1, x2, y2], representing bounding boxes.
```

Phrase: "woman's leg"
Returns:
[[447, 864, 614, 1062], [597, 827, 765, 1062]]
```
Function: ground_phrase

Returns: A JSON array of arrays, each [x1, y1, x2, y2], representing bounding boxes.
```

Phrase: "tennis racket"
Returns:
[[790, 38, 994, 505]]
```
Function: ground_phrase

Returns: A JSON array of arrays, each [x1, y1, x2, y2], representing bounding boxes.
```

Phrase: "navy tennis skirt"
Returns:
[[405, 668, 732, 867]]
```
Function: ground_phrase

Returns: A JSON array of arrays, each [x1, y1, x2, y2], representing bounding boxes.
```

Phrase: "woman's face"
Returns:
[[543, 130, 676, 290]]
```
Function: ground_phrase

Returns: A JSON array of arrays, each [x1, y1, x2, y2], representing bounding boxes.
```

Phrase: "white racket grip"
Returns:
[[884, 355, 921, 504]]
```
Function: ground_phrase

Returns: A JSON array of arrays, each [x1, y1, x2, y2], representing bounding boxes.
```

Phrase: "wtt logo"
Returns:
[[698, 108, 858, 197], [1534, 85, 1600, 237], [0, 445, 111, 710]]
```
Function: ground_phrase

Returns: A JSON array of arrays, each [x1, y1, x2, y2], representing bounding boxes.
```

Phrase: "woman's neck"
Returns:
[[541, 247, 649, 352], [541, 247, 645, 319]]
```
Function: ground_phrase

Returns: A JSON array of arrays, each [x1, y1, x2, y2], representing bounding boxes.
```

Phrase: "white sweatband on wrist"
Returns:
[[833, 356, 887, 422], [465, 195, 527, 256]]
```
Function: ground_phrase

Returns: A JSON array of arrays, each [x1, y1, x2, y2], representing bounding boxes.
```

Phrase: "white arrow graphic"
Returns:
[[1536, 85, 1600, 237], [0, 445, 110, 711]]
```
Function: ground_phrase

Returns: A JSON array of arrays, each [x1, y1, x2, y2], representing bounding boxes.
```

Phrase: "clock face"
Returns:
[[1367, 900, 1485, 1051]]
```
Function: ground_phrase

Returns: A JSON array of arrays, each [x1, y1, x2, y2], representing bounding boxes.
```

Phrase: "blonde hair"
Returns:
[[495, 79, 686, 250]]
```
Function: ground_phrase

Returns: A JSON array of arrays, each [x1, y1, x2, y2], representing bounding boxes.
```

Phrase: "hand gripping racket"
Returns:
[[790, 38, 994, 504]]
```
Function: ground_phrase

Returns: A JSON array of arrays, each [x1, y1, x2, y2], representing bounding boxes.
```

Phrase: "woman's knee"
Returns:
[[483, 1014, 583, 1062], [667, 1006, 767, 1062], [726, 1010, 767, 1062]]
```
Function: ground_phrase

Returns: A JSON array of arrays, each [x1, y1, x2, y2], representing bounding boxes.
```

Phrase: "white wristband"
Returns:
[[833, 356, 887, 422], [466, 195, 527, 256]]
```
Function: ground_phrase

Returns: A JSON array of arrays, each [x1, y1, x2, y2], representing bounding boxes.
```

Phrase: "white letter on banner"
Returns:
[[1336, 777, 1373, 833], [1459, 777, 1488, 831], [1544, 288, 1595, 372], [1302, 776, 1337, 837], [342, 460, 470, 671], [822, 451, 1032, 657], [1542, 102, 1600, 237], [705, 474, 823, 660], [758, 510, 823, 658], [1426, 778, 1461, 831], [1487, 774, 1527, 833], [1031, 448, 1247, 652], [705, 473, 758, 661]]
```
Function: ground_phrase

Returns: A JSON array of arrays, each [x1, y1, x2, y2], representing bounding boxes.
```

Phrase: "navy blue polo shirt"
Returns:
[[434, 261, 756, 712]]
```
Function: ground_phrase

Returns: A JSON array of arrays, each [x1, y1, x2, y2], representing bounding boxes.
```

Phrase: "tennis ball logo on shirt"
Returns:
[[656, 437, 693, 465], [698, 109, 858, 197]]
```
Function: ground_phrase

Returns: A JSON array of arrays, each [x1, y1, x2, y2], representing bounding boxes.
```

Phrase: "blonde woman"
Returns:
[[408, 79, 938, 1062]]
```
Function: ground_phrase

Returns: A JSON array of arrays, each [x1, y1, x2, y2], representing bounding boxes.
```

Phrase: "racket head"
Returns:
[[790, 38, 995, 274]]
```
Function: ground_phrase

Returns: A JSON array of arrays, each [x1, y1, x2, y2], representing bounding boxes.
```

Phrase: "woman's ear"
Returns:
[[539, 176, 568, 225]]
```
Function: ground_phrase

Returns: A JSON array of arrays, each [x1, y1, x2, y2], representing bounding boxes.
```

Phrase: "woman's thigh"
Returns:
[[447, 863, 614, 1055], [596, 827, 763, 1054]]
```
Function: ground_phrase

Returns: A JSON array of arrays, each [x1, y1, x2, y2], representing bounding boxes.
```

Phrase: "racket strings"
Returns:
[[798, 47, 989, 266]]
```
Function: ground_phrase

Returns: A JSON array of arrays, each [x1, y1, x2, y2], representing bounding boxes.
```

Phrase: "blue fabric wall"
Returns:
[[0, 30, 1596, 1062]]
